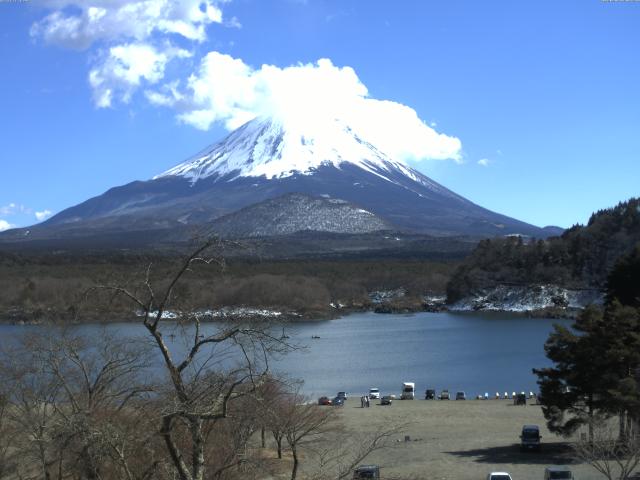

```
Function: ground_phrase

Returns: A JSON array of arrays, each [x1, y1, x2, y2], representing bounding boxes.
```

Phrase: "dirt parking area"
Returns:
[[326, 398, 605, 480]]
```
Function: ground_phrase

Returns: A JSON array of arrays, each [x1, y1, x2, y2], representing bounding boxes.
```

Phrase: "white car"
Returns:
[[369, 387, 380, 399], [487, 473, 513, 480]]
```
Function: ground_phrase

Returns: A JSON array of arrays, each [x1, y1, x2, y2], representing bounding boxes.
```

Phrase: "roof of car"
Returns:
[[545, 466, 571, 471]]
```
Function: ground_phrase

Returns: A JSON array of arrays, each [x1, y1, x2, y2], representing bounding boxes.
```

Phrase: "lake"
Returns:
[[0, 311, 568, 399]]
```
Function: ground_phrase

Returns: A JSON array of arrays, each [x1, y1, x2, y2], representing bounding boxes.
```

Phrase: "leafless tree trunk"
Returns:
[[280, 390, 335, 480], [85, 238, 292, 480]]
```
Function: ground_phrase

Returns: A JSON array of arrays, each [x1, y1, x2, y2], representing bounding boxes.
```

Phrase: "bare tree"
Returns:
[[0, 329, 157, 480], [0, 389, 15, 479], [256, 377, 294, 459], [85, 238, 292, 480], [0, 338, 66, 480], [280, 390, 336, 480], [573, 418, 640, 480], [308, 423, 407, 480]]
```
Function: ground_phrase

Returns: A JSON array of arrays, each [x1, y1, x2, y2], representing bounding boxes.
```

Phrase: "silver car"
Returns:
[[487, 473, 513, 480]]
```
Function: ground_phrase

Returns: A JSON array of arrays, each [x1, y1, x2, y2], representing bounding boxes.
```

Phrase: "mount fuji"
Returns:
[[0, 116, 560, 248]]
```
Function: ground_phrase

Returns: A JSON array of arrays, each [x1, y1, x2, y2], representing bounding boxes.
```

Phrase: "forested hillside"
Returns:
[[0, 252, 458, 323], [447, 198, 640, 303]]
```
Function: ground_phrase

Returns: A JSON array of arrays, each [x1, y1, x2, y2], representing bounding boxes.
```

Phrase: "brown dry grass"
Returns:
[[298, 398, 607, 480]]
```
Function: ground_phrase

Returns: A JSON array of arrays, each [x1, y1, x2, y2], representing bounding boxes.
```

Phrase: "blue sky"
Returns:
[[1, 0, 639, 231]]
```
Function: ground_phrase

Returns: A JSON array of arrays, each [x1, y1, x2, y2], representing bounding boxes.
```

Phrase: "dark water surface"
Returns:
[[278, 311, 566, 398], [0, 311, 568, 399]]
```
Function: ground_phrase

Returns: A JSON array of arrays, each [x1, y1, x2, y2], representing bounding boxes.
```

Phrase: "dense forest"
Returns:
[[0, 251, 458, 322], [447, 198, 640, 303]]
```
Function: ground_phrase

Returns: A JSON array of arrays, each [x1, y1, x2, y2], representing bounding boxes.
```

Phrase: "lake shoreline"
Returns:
[[0, 301, 582, 325]]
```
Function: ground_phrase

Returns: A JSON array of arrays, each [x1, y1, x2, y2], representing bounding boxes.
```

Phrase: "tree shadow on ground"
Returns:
[[446, 442, 576, 465]]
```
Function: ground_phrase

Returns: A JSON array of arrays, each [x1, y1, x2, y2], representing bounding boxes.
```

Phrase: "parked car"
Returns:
[[369, 387, 380, 399], [380, 395, 393, 405], [439, 389, 450, 400], [332, 396, 345, 406], [337, 391, 348, 401], [318, 396, 332, 405], [425, 388, 436, 400], [487, 472, 513, 480], [544, 467, 573, 480], [401, 382, 415, 400], [353, 465, 380, 479], [514, 393, 527, 405], [520, 424, 541, 451], [455, 391, 466, 400]]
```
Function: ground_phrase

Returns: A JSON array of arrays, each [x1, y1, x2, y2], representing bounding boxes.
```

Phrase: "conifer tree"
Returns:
[[535, 245, 640, 439], [534, 305, 611, 438]]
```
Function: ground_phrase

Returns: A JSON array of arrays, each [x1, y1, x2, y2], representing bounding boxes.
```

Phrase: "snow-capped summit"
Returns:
[[155, 116, 425, 186]]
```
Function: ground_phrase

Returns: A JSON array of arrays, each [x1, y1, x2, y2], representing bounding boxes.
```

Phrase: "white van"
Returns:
[[401, 382, 415, 400], [369, 388, 380, 399]]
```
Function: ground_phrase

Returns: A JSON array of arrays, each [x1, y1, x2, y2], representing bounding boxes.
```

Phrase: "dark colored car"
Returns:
[[337, 391, 348, 401], [544, 467, 573, 480], [520, 424, 541, 451], [318, 396, 332, 406], [514, 393, 527, 405], [425, 389, 436, 400], [439, 389, 450, 400], [380, 395, 393, 405], [456, 391, 466, 400], [353, 465, 380, 479], [332, 396, 345, 406]]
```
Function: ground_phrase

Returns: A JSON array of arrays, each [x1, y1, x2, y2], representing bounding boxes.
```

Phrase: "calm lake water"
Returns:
[[0, 311, 568, 399]]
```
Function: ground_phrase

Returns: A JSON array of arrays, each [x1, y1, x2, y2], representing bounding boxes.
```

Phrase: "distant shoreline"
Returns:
[[0, 302, 581, 325]]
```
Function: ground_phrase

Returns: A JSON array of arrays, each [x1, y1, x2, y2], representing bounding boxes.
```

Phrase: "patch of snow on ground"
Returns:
[[136, 307, 288, 320], [369, 288, 406, 304]]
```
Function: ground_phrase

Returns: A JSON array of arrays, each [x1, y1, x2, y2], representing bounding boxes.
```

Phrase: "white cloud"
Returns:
[[0, 203, 30, 215], [225, 16, 242, 29], [35, 210, 53, 222], [0, 220, 14, 232], [477, 158, 490, 167], [31, 1, 227, 107], [0, 203, 17, 215], [31, 0, 225, 49], [152, 54, 462, 162], [90, 42, 191, 107]]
